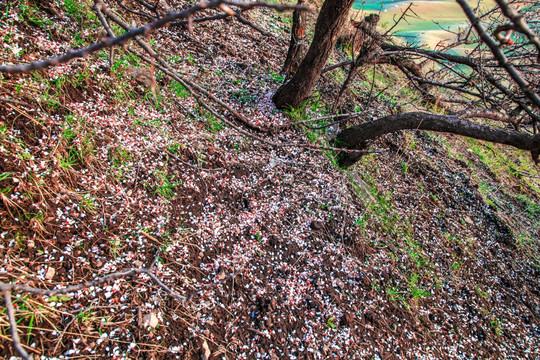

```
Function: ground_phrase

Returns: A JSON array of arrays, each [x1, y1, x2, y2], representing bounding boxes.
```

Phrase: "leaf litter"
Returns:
[[0, 1, 539, 359]]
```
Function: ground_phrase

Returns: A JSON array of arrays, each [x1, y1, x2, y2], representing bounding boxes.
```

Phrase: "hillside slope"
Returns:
[[0, 1, 539, 359]]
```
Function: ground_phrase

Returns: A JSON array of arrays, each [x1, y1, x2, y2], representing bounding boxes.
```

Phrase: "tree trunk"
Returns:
[[273, 0, 356, 109], [335, 112, 540, 167], [333, 14, 381, 111], [281, 0, 306, 76]]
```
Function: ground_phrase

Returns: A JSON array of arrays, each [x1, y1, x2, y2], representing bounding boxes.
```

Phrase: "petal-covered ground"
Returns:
[[0, 1, 539, 359]]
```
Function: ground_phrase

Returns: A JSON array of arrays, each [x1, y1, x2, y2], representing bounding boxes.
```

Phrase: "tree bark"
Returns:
[[272, 0, 356, 109], [333, 14, 381, 111], [335, 112, 540, 167], [281, 0, 306, 76]]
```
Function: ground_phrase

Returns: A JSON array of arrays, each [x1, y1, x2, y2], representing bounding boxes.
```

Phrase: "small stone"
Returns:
[[143, 312, 159, 328], [134, 260, 143, 268], [464, 216, 474, 225], [198, 251, 204, 259], [333, 278, 345, 289], [216, 267, 226, 280], [200, 339, 211, 360], [92, 259, 103, 268], [27, 239, 35, 249], [284, 174, 294, 185], [45, 267, 55, 280]]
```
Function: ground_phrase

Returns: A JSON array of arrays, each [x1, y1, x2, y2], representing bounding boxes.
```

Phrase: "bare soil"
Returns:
[[0, 1, 538, 359]]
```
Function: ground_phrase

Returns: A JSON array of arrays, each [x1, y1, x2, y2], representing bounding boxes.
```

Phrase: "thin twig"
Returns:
[[0, 97, 33, 108], [456, 0, 540, 109], [3, 290, 31, 360], [383, 3, 415, 36], [494, 0, 540, 60], [322, 60, 353, 74], [99, 5, 272, 133]]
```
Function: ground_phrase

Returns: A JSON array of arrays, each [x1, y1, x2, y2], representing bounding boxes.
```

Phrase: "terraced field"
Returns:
[[353, 0, 495, 48]]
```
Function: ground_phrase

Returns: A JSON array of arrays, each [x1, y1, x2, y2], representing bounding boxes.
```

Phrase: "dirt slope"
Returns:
[[0, 1, 538, 359]]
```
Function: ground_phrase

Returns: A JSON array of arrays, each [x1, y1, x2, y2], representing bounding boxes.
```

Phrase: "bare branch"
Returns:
[[457, 108, 517, 126], [0, 261, 243, 357], [98, 2, 277, 132], [381, 43, 540, 122], [383, 3, 415, 36], [172, 8, 270, 36], [494, 0, 540, 59], [116, 0, 156, 20], [170, 12, 234, 26], [335, 111, 540, 167], [0, 0, 309, 74], [0, 97, 33, 108], [234, 12, 271, 36], [456, 0, 540, 109], [0, 269, 142, 297], [117, 31, 372, 155], [3, 291, 31, 360], [321, 60, 353, 74]]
